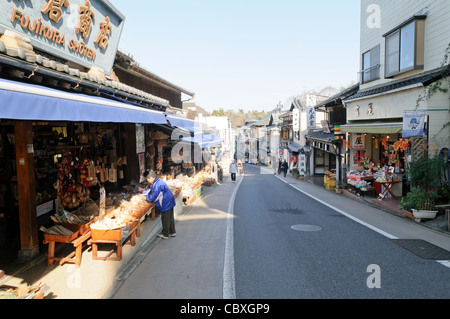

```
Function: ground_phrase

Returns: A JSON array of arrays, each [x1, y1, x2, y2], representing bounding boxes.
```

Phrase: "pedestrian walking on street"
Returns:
[[282, 160, 288, 177], [237, 160, 244, 175], [278, 159, 282, 175], [229, 160, 238, 182], [143, 170, 176, 239]]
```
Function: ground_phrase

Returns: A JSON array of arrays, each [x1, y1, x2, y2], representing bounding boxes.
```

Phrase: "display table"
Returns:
[[43, 231, 91, 266], [183, 184, 202, 206], [88, 222, 139, 261], [348, 184, 375, 198], [377, 181, 400, 200]]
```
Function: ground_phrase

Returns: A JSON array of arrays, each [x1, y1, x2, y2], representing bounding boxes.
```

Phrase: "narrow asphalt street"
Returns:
[[233, 164, 450, 298], [111, 163, 450, 299]]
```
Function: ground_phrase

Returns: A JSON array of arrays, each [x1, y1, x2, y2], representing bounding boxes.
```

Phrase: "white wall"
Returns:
[[360, 0, 450, 89]]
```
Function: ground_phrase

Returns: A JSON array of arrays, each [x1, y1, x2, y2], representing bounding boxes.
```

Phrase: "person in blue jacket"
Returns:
[[143, 170, 176, 239]]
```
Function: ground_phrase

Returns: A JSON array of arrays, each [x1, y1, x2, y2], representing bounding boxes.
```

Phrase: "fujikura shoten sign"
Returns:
[[0, 0, 125, 75]]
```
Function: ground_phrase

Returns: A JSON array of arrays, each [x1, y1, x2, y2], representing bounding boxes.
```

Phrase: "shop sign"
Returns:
[[298, 154, 306, 176], [402, 111, 426, 138], [1, 0, 125, 74], [293, 108, 300, 132], [352, 133, 365, 150], [135, 124, 145, 154], [307, 107, 316, 129]]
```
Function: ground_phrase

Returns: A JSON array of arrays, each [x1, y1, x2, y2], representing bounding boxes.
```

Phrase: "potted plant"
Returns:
[[401, 155, 444, 221], [400, 186, 438, 222]]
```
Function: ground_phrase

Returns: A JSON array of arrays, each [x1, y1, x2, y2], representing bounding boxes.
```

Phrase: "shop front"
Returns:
[[306, 131, 342, 191], [0, 0, 206, 268], [0, 75, 174, 261], [0, 82, 217, 268], [340, 123, 408, 200]]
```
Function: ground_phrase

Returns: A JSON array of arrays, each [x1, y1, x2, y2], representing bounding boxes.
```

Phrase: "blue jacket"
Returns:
[[144, 178, 176, 212]]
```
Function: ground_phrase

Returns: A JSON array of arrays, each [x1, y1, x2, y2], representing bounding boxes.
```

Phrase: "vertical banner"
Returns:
[[307, 107, 316, 129], [138, 153, 145, 182], [402, 111, 426, 138], [293, 108, 300, 132], [298, 154, 306, 176], [136, 124, 145, 154]]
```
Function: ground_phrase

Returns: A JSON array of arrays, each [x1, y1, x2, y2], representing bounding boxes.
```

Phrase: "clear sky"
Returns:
[[111, 0, 361, 112]]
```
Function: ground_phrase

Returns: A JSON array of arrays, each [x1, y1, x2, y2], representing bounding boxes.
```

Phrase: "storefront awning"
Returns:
[[288, 143, 302, 152], [0, 78, 167, 124], [181, 133, 223, 148], [340, 122, 403, 134], [165, 113, 202, 133]]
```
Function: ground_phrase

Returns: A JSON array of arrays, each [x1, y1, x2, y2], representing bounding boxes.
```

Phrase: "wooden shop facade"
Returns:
[[0, 0, 198, 265]]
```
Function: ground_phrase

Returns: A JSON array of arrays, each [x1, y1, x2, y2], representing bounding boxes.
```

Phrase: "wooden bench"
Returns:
[[43, 231, 92, 267], [88, 222, 139, 261]]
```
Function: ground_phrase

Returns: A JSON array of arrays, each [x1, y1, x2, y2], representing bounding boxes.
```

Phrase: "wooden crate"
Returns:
[[55, 222, 91, 236], [43, 231, 79, 244], [90, 227, 123, 241]]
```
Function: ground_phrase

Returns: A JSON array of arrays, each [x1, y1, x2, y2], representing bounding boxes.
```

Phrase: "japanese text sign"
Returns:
[[0, 0, 125, 75]]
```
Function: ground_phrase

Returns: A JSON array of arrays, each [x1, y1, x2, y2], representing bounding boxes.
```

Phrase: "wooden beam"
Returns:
[[14, 121, 39, 260]]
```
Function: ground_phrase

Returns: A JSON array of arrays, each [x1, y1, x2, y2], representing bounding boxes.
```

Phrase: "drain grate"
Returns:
[[391, 239, 450, 260]]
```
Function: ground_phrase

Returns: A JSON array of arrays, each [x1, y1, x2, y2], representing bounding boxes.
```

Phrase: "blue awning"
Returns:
[[0, 78, 167, 124], [288, 143, 302, 152], [182, 133, 223, 148], [165, 113, 201, 133]]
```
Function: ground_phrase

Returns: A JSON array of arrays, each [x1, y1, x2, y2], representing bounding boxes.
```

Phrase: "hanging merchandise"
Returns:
[[54, 150, 96, 211], [152, 131, 169, 140]]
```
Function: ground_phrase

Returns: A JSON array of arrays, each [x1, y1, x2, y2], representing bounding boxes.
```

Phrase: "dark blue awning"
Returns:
[[181, 133, 223, 148], [0, 78, 167, 124], [288, 143, 302, 152], [165, 113, 201, 133]]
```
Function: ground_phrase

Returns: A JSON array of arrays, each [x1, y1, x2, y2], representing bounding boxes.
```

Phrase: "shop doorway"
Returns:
[[0, 124, 20, 270]]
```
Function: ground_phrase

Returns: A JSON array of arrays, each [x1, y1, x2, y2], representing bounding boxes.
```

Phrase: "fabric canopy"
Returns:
[[182, 133, 223, 148], [0, 78, 167, 124], [165, 113, 201, 133], [288, 143, 302, 152], [340, 122, 403, 134]]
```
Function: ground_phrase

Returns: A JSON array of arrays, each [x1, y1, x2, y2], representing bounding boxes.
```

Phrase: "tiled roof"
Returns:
[[0, 31, 170, 108], [344, 65, 450, 101], [306, 130, 339, 143], [315, 83, 360, 108]]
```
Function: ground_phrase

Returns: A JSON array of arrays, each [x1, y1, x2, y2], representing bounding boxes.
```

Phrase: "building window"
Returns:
[[362, 45, 380, 83], [383, 16, 426, 78]]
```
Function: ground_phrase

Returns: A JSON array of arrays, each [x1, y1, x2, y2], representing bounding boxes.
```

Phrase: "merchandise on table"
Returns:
[[346, 170, 375, 192], [0, 282, 50, 299]]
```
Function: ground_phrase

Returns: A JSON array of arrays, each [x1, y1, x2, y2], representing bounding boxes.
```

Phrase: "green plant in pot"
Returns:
[[400, 186, 438, 211], [402, 155, 444, 221]]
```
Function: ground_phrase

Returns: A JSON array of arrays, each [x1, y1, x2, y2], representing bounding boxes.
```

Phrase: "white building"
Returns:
[[343, 0, 450, 173], [197, 115, 233, 160]]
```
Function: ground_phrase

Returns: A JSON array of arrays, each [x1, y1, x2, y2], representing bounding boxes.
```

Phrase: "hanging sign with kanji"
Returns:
[[1, 0, 125, 74]]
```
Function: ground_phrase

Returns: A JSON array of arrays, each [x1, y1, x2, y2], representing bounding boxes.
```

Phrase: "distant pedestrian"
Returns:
[[273, 158, 278, 175], [237, 160, 244, 175], [229, 160, 237, 182], [143, 170, 176, 239], [278, 159, 282, 175], [282, 160, 288, 177]]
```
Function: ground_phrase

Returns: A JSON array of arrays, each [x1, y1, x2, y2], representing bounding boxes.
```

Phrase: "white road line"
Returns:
[[223, 174, 244, 299]]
